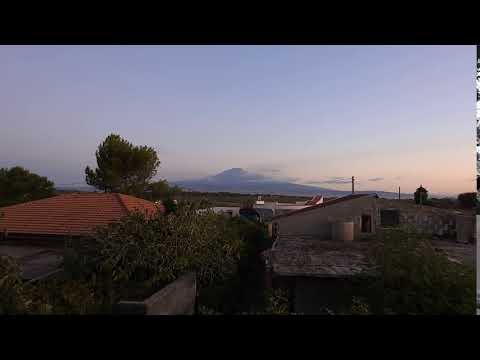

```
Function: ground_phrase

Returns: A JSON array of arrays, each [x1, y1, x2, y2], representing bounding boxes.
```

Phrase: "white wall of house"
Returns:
[[254, 203, 312, 216], [271, 196, 377, 240]]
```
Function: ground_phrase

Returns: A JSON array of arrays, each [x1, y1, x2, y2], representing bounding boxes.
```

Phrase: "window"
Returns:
[[361, 214, 372, 233], [380, 209, 400, 227]]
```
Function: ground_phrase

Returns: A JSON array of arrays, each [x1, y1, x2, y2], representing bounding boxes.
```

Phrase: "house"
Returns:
[[204, 195, 325, 223], [304, 195, 324, 205], [263, 235, 379, 314], [263, 193, 475, 314], [254, 195, 324, 217], [268, 194, 474, 242], [203, 206, 241, 218], [0, 192, 163, 242], [268, 194, 377, 240], [0, 193, 163, 280]]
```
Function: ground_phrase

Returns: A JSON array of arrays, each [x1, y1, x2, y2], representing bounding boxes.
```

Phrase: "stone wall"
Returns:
[[271, 197, 474, 243], [375, 199, 474, 242], [115, 272, 197, 315], [456, 215, 476, 243]]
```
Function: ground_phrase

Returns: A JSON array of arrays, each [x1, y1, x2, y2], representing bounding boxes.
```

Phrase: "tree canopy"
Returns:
[[414, 185, 429, 205], [85, 134, 160, 195], [0, 166, 55, 207], [145, 179, 181, 202], [457, 192, 477, 209]]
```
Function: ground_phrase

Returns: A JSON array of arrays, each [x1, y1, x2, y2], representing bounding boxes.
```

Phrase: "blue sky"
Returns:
[[0, 45, 475, 195]]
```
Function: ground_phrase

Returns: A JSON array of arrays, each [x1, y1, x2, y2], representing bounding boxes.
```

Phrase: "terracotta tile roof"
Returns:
[[270, 194, 376, 221], [0, 193, 164, 237]]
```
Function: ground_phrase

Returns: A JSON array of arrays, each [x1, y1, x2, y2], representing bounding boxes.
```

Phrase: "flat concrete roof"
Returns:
[[430, 240, 476, 267], [0, 244, 63, 280], [264, 235, 378, 278]]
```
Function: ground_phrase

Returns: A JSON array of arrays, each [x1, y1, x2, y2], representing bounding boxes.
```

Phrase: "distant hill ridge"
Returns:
[[173, 168, 414, 199]]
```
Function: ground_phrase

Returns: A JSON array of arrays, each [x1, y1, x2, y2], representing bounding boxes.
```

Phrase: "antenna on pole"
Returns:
[[351, 176, 355, 194]]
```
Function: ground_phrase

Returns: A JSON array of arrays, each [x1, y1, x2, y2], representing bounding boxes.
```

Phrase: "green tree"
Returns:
[[146, 180, 181, 201], [414, 185, 428, 205], [457, 192, 477, 209], [162, 198, 178, 214], [85, 134, 160, 195], [0, 166, 55, 207], [64, 207, 245, 310]]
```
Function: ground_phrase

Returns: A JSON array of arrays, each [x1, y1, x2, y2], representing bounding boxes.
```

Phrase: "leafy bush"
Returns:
[[196, 218, 270, 314], [27, 279, 100, 315], [372, 228, 475, 314], [0, 256, 30, 314], [3, 208, 262, 314], [162, 198, 177, 214], [265, 288, 289, 315], [457, 192, 477, 209], [0, 256, 54, 314], [349, 297, 371, 315], [65, 207, 245, 310]]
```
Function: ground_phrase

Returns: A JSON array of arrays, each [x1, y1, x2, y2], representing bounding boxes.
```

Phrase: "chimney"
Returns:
[[398, 186, 401, 200], [351, 176, 355, 194]]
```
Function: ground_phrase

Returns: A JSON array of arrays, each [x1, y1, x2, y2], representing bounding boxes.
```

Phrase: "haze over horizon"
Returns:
[[0, 45, 475, 196]]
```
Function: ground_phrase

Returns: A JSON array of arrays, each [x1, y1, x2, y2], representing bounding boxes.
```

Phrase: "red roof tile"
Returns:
[[270, 194, 376, 221], [0, 193, 164, 237]]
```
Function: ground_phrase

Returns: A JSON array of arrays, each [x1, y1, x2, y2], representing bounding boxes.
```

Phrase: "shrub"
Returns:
[[162, 198, 177, 214], [457, 192, 477, 209], [65, 207, 245, 309], [196, 218, 270, 314], [0, 256, 30, 314], [350, 297, 371, 315], [0, 256, 54, 314], [372, 228, 475, 314], [265, 288, 289, 315]]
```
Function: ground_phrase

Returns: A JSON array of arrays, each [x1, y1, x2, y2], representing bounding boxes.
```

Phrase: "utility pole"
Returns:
[[352, 176, 355, 194]]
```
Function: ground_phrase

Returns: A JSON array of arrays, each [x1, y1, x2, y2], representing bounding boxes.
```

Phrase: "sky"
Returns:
[[0, 45, 476, 196]]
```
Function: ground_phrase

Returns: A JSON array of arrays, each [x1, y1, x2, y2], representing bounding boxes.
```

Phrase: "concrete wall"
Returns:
[[376, 199, 475, 242], [272, 196, 377, 240], [456, 215, 475, 243], [116, 273, 196, 315], [216, 207, 240, 217], [271, 196, 473, 242]]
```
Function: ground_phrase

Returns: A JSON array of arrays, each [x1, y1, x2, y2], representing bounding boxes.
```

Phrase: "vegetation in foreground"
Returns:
[[370, 227, 475, 315], [1, 224, 475, 315], [0, 205, 271, 314]]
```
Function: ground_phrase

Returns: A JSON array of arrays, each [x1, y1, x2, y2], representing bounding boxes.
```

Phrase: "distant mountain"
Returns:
[[55, 185, 96, 192], [173, 168, 413, 199]]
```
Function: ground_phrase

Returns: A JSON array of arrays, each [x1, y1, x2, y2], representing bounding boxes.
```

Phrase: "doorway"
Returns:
[[361, 214, 372, 233]]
